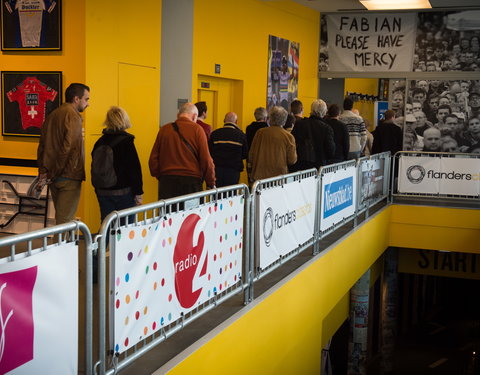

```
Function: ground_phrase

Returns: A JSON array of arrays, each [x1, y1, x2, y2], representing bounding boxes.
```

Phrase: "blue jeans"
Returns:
[[215, 167, 240, 188], [96, 192, 135, 224]]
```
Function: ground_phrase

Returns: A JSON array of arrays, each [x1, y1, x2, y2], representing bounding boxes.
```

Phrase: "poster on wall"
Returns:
[[321, 13, 416, 72], [0, 243, 78, 374], [111, 196, 244, 353], [1, 71, 61, 137], [267, 35, 299, 111], [402, 79, 480, 154], [1, 0, 61, 51]]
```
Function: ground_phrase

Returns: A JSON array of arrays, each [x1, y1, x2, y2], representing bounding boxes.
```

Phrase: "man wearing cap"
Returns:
[[468, 88, 480, 117], [403, 113, 423, 151]]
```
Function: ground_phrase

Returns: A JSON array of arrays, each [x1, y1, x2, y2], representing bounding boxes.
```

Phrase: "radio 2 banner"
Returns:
[[325, 13, 416, 72], [320, 166, 357, 231], [111, 196, 244, 353], [0, 243, 78, 375], [258, 175, 317, 270], [398, 155, 480, 197]]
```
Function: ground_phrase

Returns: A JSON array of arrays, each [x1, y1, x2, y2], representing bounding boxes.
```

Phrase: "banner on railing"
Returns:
[[111, 196, 244, 353], [359, 158, 385, 204], [398, 156, 480, 196], [320, 166, 357, 231], [257, 175, 317, 269], [0, 243, 78, 375]]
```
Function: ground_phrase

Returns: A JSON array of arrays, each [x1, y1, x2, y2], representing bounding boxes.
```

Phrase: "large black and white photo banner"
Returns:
[[258, 175, 317, 270], [325, 13, 416, 71], [320, 166, 357, 231], [398, 155, 480, 196]]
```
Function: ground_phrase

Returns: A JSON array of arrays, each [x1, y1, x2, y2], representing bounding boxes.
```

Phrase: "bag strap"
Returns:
[[172, 122, 199, 160]]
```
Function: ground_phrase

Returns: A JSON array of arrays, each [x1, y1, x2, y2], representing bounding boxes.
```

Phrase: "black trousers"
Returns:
[[215, 166, 240, 188], [157, 175, 202, 200]]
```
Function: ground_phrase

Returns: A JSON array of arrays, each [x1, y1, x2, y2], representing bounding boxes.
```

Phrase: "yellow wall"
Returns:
[[0, 2, 86, 161], [84, 0, 161, 229], [163, 208, 391, 375], [161, 205, 479, 375], [192, 0, 320, 131], [344, 78, 378, 130]]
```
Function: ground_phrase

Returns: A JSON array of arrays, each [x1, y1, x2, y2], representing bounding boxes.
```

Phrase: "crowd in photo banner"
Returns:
[[414, 12, 480, 72], [400, 79, 480, 154]]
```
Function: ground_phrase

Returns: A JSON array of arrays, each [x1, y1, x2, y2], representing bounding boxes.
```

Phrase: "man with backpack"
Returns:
[[37, 83, 90, 224]]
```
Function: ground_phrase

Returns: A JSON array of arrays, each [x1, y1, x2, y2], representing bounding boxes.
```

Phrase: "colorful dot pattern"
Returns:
[[112, 196, 244, 353]]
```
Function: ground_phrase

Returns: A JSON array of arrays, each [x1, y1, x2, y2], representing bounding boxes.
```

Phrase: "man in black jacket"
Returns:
[[291, 99, 335, 171], [323, 104, 349, 164], [245, 107, 268, 149], [209, 112, 248, 187], [372, 110, 402, 156]]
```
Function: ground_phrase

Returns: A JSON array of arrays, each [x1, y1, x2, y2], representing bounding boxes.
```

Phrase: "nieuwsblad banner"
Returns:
[[326, 13, 416, 72], [111, 196, 244, 353], [398, 156, 480, 196], [359, 158, 385, 206], [258, 175, 317, 270], [0, 243, 78, 375], [320, 166, 357, 231]]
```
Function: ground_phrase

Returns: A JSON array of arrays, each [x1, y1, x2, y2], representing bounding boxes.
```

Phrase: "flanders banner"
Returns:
[[0, 243, 78, 374], [324, 13, 416, 72], [398, 155, 480, 196], [257, 175, 317, 270], [111, 196, 244, 353]]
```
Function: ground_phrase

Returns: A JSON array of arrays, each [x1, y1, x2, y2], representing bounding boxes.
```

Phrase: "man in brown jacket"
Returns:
[[149, 102, 215, 199], [248, 106, 297, 182], [37, 83, 90, 224]]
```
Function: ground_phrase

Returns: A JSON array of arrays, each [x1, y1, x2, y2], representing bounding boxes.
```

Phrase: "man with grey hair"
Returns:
[[248, 106, 297, 181], [246, 107, 268, 149], [291, 99, 335, 171], [149, 102, 215, 198], [209, 112, 247, 187]]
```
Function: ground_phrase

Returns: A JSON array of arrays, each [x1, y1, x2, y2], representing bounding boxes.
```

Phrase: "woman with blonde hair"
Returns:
[[91, 106, 143, 222]]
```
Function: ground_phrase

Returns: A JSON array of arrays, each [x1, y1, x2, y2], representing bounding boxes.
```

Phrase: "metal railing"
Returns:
[[250, 169, 318, 287], [0, 221, 93, 375], [94, 184, 250, 375], [392, 151, 480, 201]]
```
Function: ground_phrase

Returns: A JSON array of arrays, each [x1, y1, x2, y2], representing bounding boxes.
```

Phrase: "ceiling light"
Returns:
[[359, 0, 431, 10]]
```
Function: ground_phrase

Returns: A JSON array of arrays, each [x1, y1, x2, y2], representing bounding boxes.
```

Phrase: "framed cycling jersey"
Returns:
[[1, 0, 61, 51], [2, 71, 62, 137]]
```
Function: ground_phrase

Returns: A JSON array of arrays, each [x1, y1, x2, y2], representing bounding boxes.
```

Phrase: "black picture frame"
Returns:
[[1, 0, 61, 51], [2, 71, 62, 137]]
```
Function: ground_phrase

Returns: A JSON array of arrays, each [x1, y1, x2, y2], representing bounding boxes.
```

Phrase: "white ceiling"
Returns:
[[289, 0, 480, 13]]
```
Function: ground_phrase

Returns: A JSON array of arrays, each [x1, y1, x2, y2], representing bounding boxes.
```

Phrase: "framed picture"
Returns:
[[2, 71, 62, 137], [1, 0, 61, 51]]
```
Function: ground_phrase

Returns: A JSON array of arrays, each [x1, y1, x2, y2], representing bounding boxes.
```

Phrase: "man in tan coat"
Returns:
[[37, 83, 90, 224], [248, 106, 297, 182]]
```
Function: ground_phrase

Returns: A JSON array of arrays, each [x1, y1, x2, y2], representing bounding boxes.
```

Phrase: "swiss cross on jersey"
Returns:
[[7, 77, 57, 130]]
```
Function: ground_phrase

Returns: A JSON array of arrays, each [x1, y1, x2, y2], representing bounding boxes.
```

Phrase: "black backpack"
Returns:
[[91, 136, 125, 189]]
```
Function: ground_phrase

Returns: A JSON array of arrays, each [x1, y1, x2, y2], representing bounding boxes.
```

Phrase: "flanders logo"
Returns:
[[406, 165, 426, 184], [262, 207, 297, 247]]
